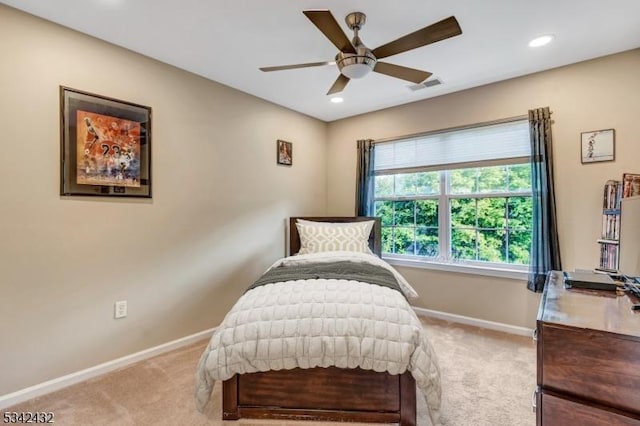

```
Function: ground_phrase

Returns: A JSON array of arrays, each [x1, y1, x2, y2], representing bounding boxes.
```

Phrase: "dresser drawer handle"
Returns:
[[532, 328, 538, 341], [532, 389, 538, 412]]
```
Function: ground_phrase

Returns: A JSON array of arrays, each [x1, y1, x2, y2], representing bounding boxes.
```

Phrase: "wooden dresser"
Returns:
[[536, 271, 640, 425]]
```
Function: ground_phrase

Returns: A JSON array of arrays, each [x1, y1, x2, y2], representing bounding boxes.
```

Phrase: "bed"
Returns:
[[195, 217, 441, 426]]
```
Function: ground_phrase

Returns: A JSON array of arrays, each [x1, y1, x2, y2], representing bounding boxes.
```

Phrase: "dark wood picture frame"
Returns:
[[581, 128, 615, 164], [60, 86, 152, 197], [277, 139, 292, 166]]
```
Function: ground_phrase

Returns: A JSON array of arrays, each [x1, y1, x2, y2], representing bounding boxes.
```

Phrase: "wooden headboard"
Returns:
[[289, 217, 382, 257]]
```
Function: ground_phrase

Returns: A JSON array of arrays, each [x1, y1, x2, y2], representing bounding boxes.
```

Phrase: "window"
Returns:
[[371, 119, 532, 271]]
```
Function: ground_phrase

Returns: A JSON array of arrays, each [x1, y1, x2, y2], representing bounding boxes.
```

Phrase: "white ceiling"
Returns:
[[3, 0, 640, 122]]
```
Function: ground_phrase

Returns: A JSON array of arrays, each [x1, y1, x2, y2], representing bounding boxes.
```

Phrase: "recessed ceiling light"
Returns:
[[529, 35, 554, 47], [330, 97, 344, 104]]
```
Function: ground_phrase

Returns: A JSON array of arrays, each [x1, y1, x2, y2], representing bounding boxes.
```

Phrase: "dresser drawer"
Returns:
[[541, 392, 640, 426], [541, 324, 640, 414]]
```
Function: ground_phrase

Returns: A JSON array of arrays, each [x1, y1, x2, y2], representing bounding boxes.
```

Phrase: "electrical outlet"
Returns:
[[114, 300, 127, 319]]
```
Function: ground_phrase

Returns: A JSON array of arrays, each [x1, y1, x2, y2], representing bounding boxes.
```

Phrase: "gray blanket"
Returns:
[[246, 260, 405, 298]]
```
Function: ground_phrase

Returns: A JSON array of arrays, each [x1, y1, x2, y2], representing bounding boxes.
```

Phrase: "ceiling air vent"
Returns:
[[408, 78, 442, 91]]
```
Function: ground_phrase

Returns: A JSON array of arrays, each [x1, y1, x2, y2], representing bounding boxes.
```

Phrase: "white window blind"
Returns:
[[374, 119, 530, 173]]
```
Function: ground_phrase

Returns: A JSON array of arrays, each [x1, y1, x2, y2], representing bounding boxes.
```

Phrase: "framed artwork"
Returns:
[[60, 86, 152, 197], [581, 129, 614, 164], [277, 139, 292, 166], [622, 173, 640, 198]]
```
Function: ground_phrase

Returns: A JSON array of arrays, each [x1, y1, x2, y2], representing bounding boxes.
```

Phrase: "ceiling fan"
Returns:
[[260, 10, 462, 95]]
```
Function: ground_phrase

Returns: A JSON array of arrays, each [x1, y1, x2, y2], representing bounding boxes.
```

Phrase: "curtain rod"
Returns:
[[372, 114, 529, 145]]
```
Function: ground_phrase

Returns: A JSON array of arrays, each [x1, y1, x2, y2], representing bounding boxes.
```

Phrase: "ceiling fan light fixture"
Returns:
[[336, 51, 377, 79], [341, 63, 373, 79], [330, 97, 344, 103]]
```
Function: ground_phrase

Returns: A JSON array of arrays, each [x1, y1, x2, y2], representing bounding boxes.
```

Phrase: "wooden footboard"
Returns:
[[222, 367, 416, 426]]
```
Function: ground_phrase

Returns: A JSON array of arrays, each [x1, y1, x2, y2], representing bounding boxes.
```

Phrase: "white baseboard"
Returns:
[[413, 306, 534, 337], [1, 310, 532, 409], [0, 327, 216, 410]]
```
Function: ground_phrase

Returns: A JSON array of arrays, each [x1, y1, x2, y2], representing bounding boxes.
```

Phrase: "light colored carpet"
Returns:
[[7, 316, 536, 426]]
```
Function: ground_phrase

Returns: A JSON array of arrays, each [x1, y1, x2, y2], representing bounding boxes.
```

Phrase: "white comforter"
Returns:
[[194, 251, 441, 425]]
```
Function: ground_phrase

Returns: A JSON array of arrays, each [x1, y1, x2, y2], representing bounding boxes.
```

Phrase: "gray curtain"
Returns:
[[355, 139, 375, 216], [528, 107, 562, 292]]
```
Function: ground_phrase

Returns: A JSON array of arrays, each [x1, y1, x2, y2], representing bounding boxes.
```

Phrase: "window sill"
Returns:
[[383, 256, 529, 280]]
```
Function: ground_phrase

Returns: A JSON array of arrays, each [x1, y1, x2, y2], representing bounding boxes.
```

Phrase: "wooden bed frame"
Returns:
[[222, 216, 417, 425]]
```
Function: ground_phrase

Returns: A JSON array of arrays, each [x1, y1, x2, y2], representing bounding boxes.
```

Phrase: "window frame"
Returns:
[[370, 117, 532, 278]]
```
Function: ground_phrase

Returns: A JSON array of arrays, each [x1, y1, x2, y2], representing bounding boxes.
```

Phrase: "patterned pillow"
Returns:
[[295, 219, 374, 255]]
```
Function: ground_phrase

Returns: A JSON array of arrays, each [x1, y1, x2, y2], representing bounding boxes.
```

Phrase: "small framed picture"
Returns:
[[581, 129, 614, 164], [277, 139, 292, 166], [60, 86, 152, 197], [622, 173, 640, 198]]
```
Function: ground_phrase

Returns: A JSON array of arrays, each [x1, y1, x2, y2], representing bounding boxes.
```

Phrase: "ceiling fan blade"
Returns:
[[303, 10, 357, 54], [260, 61, 333, 72], [372, 16, 462, 59], [373, 62, 432, 84], [327, 74, 350, 95]]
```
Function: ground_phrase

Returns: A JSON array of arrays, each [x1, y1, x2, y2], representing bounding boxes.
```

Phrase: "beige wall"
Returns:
[[327, 49, 640, 328], [0, 5, 327, 395], [2, 2, 639, 398]]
